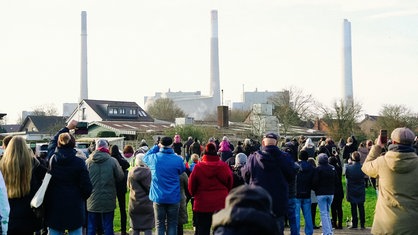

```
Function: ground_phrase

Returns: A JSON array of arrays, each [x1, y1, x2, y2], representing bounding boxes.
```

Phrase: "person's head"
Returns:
[[110, 144, 120, 156], [57, 132, 76, 149], [351, 151, 360, 162], [204, 142, 218, 156], [234, 153, 247, 168], [0, 136, 33, 198], [299, 149, 309, 161], [2, 135, 13, 149], [135, 153, 145, 166], [262, 132, 278, 146], [325, 137, 334, 145], [159, 136, 173, 148], [347, 136, 353, 144], [366, 139, 373, 148], [212, 184, 278, 235], [174, 134, 181, 143], [299, 135, 306, 143], [96, 139, 109, 150], [191, 153, 199, 163], [390, 127, 416, 146], [123, 144, 134, 158], [304, 138, 314, 148], [222, 136, 229, 142], [317, 153, 329, 165], [139, 139, 148, 147], [307, 157, 317, 168]]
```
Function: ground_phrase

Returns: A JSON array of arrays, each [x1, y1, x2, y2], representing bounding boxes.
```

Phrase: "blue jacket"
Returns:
[[143, 145, 186, 204], [241, 145, 295, 217]]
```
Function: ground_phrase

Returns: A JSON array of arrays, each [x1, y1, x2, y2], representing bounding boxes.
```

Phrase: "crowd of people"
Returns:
[[1, 122, 418, 235]]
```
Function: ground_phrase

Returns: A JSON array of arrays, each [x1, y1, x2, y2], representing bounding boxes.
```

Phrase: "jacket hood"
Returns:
[[198, 154, 226, 177], [257, 146, 285, 170], [357, 146, 369, 155], [384, 150, 418, 173], [132, 166, 150, 181], [212, 185, 279, 235], [90, 150, 111, 163], [54, 148, 77, 164], [318, 153, 329, 165]]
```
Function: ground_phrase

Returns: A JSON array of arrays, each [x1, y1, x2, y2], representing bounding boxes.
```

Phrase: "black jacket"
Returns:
[[296, 160, 316, 198]]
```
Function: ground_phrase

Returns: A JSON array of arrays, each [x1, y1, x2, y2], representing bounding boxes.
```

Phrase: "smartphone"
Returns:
[[332, 146, 337, 155], [74, 121, 89, 135], [380, 129, 388, 144]]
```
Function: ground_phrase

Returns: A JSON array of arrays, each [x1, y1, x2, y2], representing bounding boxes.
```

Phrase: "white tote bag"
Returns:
[[31, 154, 55, 210], [30, 172, 52, 208]]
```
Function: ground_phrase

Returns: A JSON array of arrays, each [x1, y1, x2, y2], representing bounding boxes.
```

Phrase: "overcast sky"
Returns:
[[1, 0, 417, 123]]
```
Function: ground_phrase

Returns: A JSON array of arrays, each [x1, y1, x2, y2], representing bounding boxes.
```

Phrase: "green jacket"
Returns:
[[86, 150, 124, 213]]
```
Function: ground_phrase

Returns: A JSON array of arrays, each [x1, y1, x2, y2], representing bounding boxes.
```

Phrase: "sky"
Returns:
[[1, 0, 418, 124]]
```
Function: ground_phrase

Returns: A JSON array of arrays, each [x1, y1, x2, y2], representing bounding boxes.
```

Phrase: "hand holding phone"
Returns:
[[74, 122, 89, 135], [332, 147, 337, 156]]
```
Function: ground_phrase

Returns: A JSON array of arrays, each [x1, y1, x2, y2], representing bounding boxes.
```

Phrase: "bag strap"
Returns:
[[48, 154, 57, 172]]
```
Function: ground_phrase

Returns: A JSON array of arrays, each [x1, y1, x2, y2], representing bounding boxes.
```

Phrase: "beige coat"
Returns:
[[362, 145, 418, 235]]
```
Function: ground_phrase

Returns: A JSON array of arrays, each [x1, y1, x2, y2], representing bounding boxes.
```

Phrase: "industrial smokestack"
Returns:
[[80, 11, 88, 102], [210, 10, 221, 108], [343, 19, 353, 106]]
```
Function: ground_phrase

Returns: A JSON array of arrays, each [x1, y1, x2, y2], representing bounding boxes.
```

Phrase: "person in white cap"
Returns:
[[362, 127, 418, 234]]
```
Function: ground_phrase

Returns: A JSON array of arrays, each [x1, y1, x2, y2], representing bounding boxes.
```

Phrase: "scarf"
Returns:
[[97, 147, 110, 154], [388, 144, 415, 153]]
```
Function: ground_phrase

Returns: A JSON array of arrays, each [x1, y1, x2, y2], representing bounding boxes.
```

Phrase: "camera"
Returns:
[[74, 122, 88, 135]]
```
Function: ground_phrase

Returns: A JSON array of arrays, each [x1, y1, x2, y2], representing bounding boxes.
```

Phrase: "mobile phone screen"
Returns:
[[380, 130, 388, 144]]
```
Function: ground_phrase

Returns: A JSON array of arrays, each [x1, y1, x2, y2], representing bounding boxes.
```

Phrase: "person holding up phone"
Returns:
[[362, 127, 418, 234]]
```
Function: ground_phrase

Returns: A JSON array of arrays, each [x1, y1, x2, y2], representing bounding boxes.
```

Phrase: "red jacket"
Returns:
[[188, 154, 233, 212]]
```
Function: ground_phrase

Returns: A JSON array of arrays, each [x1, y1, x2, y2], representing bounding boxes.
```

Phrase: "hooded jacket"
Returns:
[[86, 150, 124, 213], [127, 164, 154, 230], [314, 154, 336, 196], [212, 185, 279, 235], [143, 145, 186, 204], [45, 148, 92, 230], [362, 144, 418, 235], [188, 153, 233, 212], [241, 145, 295, 217]]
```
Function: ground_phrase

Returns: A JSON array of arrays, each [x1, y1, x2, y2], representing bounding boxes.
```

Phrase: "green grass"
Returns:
[[114, 178, 378, 231]]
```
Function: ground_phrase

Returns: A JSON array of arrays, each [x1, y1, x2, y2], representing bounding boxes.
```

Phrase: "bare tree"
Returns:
[[317, 99, 363, 140], [377, 104, 418, 134], [32, 104, 59, 116], [146, 98, 186, 122], [269, 86, 316, 136]]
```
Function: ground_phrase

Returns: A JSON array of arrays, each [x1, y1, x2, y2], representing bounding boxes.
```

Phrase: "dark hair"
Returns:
[[351, 151, 360, 162], [123, 145, 134, 154], [110, 144, 121, 157], [2, 135, 13, 148], [204, 142, 218, 156], [299, 150, 309, 161]]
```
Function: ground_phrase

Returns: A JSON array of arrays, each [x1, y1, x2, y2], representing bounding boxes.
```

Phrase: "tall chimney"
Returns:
[[210, 10, 221, 108], [343, 19, 353, 106], [80, 11, 88, 102]]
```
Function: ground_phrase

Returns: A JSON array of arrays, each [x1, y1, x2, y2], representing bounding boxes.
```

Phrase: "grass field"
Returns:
[[113, 178, 378, 232]]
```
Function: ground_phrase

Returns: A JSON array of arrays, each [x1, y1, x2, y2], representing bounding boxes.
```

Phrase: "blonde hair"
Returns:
[[191, 153, 199, 162], [0, 136, 33, 198]]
